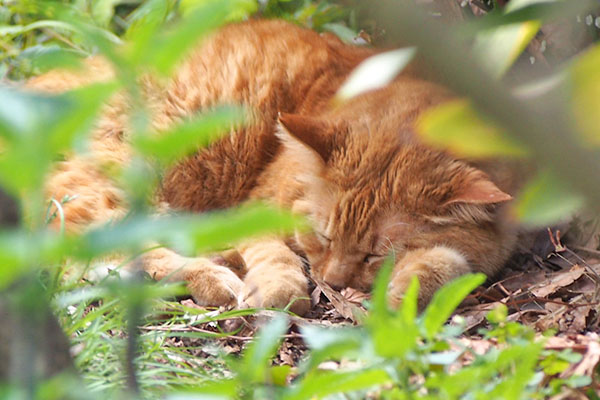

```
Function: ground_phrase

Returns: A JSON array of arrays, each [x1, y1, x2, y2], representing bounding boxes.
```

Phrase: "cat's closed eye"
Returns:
[[363, 254, 384, 265], [316, 232, 331, 247]]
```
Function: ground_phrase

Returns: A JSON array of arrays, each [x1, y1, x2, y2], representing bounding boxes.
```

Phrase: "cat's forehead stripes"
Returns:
[[326, 188, 381, 245]]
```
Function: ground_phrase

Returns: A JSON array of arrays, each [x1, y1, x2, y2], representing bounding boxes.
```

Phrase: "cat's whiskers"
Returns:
[[381, 236, 400, 259]]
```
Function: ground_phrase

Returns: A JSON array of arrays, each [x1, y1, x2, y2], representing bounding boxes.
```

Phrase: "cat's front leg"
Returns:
[[237, 238, 311, 315], [388, 246, 471, 311]]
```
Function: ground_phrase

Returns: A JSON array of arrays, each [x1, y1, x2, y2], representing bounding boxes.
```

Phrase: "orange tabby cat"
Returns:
[[30, 19, 520, 314]]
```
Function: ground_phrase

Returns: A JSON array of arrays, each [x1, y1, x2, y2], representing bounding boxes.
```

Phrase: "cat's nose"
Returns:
[[322, 267, 349, 290]]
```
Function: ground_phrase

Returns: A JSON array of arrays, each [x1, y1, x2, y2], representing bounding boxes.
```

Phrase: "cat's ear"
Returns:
[[277, 113, 333, 163], [444, 172, 512, 207], [435, 172, 512, 224]]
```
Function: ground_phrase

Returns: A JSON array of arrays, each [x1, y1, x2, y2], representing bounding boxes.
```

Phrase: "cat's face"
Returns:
[[279, 112, 511, 290]]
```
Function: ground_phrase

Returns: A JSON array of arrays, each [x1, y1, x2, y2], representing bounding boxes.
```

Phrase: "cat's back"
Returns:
[[161, 19, 376, 211], [164, 19, 374, 119]]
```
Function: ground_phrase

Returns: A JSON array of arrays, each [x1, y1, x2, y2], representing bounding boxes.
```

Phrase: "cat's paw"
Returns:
[[209, 248, 247, 279], [388, 246, 470, 311], [241, 273, 310, 315], [185, 261, 245, 307]]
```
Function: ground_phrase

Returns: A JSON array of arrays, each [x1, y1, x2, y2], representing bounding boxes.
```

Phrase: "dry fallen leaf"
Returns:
[[310, 286, 322, 307], [180, 299, 205, 310], [278, 341, 296, 366], [562, 333, 600, 378], [531, 265, 585, 298], [570, 305, 593, 332], [340, 287, 370, 306], [313, 279, 365, 322]]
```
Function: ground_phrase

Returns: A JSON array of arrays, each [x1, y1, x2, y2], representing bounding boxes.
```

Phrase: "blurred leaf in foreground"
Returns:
[[75, 202, 304, 258], [0, 230, 66, 290], [179, 0, 257, 20], [473, 21, 539, 78], [133, 105, 246, 166], [125, 0, 176, 42], [237, 315, 288, 384], [416, 99, 528, 158], [335, 47, 415, 102], [569, 44, 600, 147], [514, 170, 585, 226], [472, 0, 545, 78], [0, 203, 302, 289], [0, 83, 116, 202], [283, 368, 391, 400], [421, 273, 486, 339], [134, 0, 257, 76]]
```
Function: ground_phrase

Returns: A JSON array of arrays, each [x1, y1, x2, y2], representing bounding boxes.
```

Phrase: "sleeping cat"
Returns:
[[29, 19, 520, 315]]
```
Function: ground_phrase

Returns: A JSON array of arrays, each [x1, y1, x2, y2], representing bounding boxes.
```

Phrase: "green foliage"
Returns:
[[0, 0, 597, 398], [0, 0, 361, 80], [514, 170, 586, 226], [133, 106, 246, 166], [259, 0, 355, 35], [0, 1, 305, 396], [416, 99, 528, 158], [335, 47, 416, 101], [167, 271, 588, 399], [570, 44, 600, 147]]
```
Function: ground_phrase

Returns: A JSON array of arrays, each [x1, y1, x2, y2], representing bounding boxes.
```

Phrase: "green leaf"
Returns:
[[472, 0, 545, 78], [416, 100, 528, 158], [141, 0, 254, 75], [556, 349, 583, 364], [541, 355, 570, 375], [426, 351, 461, 366], [486, 303, 508, 324], [422, 273, 486, 339], [167, 379, 238, 399], [19, 45, 84, 73], [179, 0, 257, 19], [322, 22, 357, 43], [67, 19, 125, 72], [91, 0, 122, 27], [431, 342, 542, 397], [484, 340, 542, 399], [0, 20, 78, 37], [125, 0, 173, 42], [283, 368, 391, 400], [0, 83, 115, 195], [300, 325, 365, 371], [400, 276, 419, 324], [238, 315, 288, 384], [369, 257, 394, 317], [565, 375, 592, 388], [366, 259, 419, 358], [47, 82, 119, 153], [335, 47, 416, 102], [0, 86, 60, 139], [0, 229, 67, 290], [269, 365, 293, 387], [474, 21, 539, 78], [514, 170, 584, 226], [133, 106, 246, 165], [74, 203, 302, 259], [570, 44, 600, 146]]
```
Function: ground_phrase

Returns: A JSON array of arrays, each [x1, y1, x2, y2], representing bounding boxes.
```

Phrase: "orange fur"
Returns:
[[33, 19, 521, 313]]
